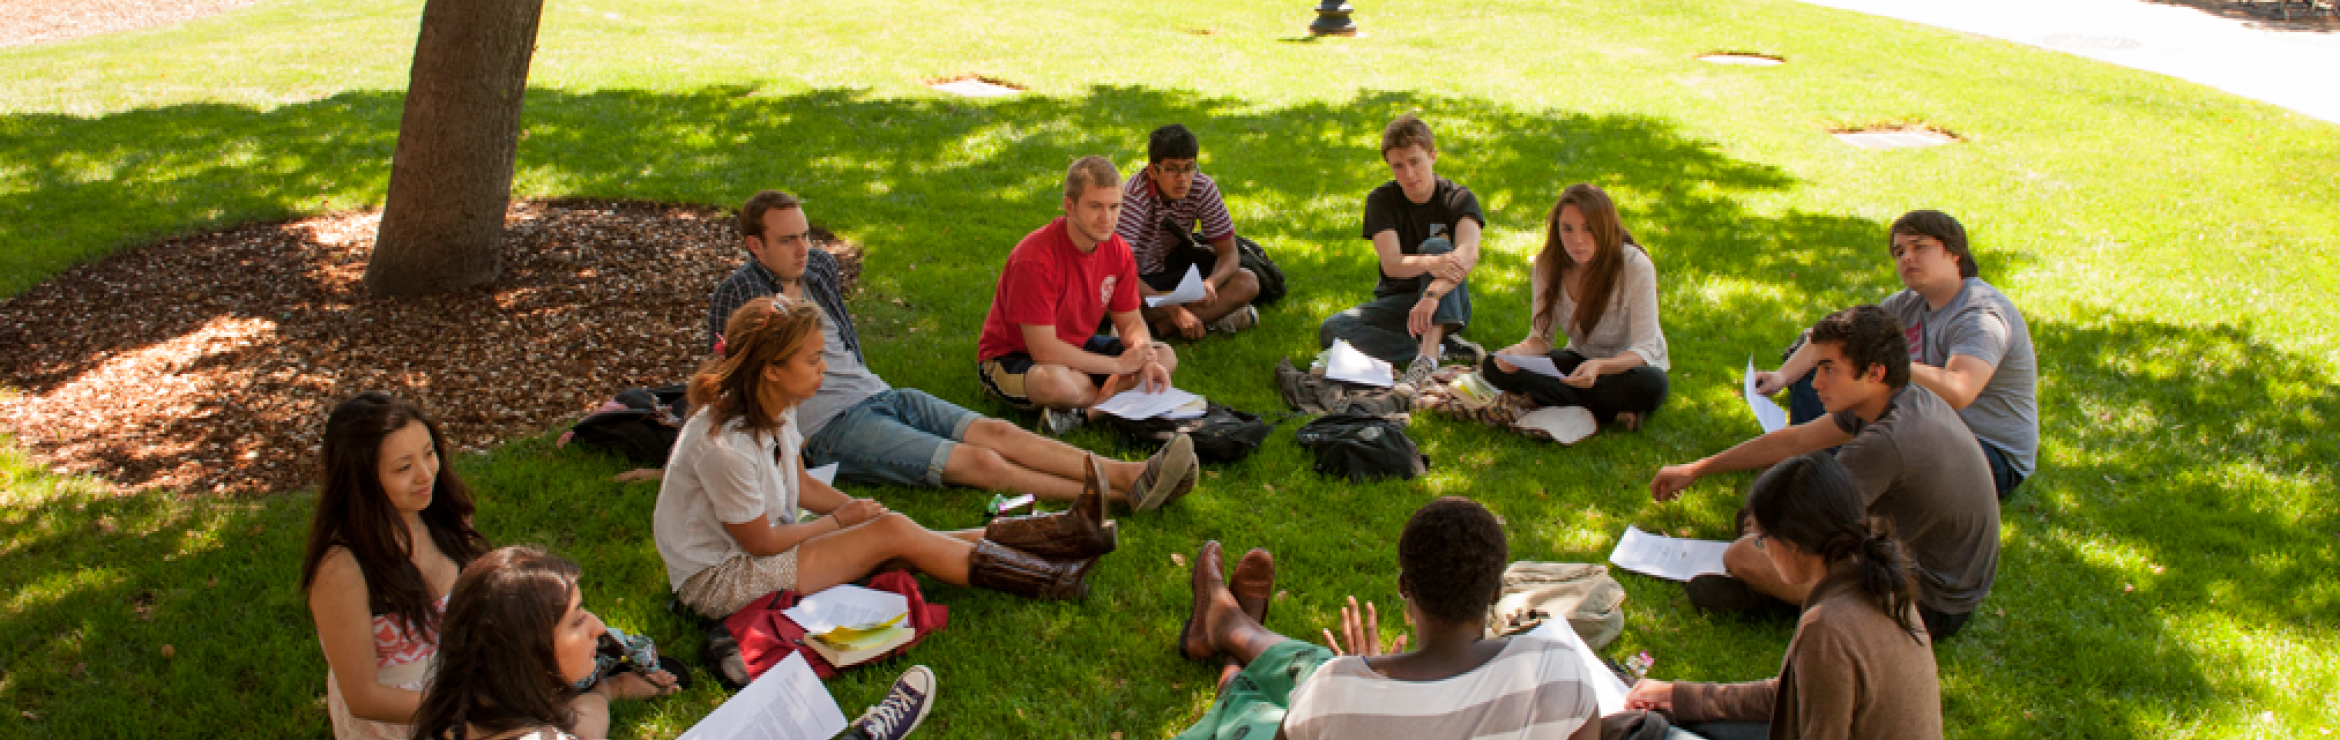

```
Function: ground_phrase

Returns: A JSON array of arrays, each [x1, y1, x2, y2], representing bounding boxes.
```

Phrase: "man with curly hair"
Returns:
[[1649, 306, 2001, 639], [1167, 497, 1602, 740]]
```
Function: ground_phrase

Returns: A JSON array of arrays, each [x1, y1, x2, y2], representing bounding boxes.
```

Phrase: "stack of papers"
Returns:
[[1094, 387, 1205, 420], [1144, 265, 1207, 307], [1607, 526, 1731, 582], [783, 584, 910, 634], [1324, 339, 1394, 387]]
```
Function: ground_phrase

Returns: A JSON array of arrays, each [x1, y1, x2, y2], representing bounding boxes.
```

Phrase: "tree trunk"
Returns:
[[365, 0, 546, 297]]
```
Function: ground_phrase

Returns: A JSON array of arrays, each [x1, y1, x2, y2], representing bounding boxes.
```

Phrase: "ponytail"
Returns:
[[1852, 517, 1924, 639]]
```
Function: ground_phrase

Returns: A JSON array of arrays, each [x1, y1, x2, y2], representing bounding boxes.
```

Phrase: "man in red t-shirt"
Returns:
[[978, 156, 1180, 438]]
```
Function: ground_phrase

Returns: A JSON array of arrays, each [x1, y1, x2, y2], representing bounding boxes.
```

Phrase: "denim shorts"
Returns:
[[800, 389, 982, 488]]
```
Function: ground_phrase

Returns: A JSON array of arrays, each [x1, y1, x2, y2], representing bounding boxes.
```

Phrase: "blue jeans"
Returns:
[[801, 389, 983, 487], [1318, 237, 1472, 366], [1789, 370, 2024, 499]]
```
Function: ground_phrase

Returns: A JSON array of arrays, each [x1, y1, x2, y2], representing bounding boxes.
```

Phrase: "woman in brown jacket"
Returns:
[[1624, 452, 1944, 740]]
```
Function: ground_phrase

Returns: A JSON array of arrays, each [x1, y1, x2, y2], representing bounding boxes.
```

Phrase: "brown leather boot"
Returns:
[[968, 539, 1094, 601], [1231, 547, 1275, 628], [980, 456, 1118, 560]]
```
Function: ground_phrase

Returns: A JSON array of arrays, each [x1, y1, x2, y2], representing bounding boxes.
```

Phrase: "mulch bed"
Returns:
[[0, 199, 859, 495]]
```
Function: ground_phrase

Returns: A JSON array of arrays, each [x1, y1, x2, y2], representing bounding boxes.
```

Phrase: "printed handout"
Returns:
[[1144, 265, 1207, 307], [1608, 525, 1731, 582], [675, 652, 848, 740]]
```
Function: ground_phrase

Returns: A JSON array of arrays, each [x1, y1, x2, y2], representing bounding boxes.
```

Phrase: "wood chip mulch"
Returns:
[[0, 199, 860, 496]]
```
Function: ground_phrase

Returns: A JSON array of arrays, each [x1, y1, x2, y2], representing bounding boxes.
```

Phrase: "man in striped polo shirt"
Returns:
[[1117, 124, 1263, 339]]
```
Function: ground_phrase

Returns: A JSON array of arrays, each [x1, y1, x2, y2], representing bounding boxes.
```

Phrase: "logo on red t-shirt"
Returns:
[[1101, 275, 1118, 305]]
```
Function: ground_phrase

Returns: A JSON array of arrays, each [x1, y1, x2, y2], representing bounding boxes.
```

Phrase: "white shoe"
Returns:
[[1041, 408, 1085, 437]]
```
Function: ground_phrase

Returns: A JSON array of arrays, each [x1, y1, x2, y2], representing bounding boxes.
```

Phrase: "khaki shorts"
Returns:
[[677, 548, 800, 620]]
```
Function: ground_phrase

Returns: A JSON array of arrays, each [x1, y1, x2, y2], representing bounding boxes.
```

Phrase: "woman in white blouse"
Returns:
[[1485, 183, 1670, 431]]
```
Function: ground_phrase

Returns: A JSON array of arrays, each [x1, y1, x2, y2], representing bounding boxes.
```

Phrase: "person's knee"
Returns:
[[1152, 342, 1179, 373], [1023, 366, 1091, 407], [1226, 269, 1261, 303], [950, 446, 1014, 488], [965, 417, 1018, 445]]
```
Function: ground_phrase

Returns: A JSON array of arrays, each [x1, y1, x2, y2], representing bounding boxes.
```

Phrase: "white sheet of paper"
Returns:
[[1495, 353, 1567, 378], [1514, 405, 1598, 444], [782, 584, 910, 635], [1093, 387, 1204, 420], [807, 462, 838, 487], [1744, 356, 1788, 433], [1324, 339, 1394, 387], [1525, 619, 1630, 715], [675, 652, 847, 740], [1608, 525, 1732, 582], [1144, 265, 1207, 307]]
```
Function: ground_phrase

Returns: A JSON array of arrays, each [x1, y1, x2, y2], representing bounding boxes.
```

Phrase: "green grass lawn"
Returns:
[[4, 0, 2338, 738]]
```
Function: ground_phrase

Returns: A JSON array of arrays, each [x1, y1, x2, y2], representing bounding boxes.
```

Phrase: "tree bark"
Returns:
[[366, 0, 546, 297]]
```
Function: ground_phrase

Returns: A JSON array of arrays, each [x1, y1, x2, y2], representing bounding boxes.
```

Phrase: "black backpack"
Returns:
[[1294, 411, 1429, 482], [1164, 220, 1287, 307], [1098, 402, 1275, 464], [566, 385, 690, 466]]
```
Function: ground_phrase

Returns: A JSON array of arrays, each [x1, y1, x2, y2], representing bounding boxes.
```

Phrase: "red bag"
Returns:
[[720, 570, 950, 680]]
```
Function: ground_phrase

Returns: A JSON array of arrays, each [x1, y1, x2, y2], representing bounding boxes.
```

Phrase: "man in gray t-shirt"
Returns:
[[1653, 305, 2000, 639], [1754, 210, 2038, 498]]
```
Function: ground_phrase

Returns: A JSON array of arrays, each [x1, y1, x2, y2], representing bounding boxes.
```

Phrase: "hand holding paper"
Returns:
[[1144, 265, 1207, 307], [1743, 356, 1788, 433]]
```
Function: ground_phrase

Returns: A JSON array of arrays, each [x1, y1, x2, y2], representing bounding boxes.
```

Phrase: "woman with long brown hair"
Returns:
[[303, 394, 674, 740], [655, 296, 1114, 621], [1484, 183, 1671, 431]]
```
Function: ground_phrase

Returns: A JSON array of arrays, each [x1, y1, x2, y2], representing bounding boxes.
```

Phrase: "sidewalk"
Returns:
[[1794, 0, 2340, 124]]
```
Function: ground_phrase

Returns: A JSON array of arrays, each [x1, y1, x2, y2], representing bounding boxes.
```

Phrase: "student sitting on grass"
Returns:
[[1484, 183, 1671, 432], [1650, 306, 2000, 640], [1117, 123, 1263, 339], [1170, 497, 1601, 740], [1318, 113, 1488, 385], [410, 546, 936, 740], [301, 393, 673, 740], [1751, 210, 2037, 498], [660, 297, 1114, 621], [1622, 453, 1944, 740], [710, 189, 1199, 511]]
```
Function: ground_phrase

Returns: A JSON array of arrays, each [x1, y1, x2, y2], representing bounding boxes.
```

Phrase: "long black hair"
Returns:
[[1747, 453, 1924, 639], [409, 546, 584, 740], [300, 391, 490, 637]]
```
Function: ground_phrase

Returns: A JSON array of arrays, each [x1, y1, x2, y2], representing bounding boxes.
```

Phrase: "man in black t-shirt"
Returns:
[[1317, 113, 1486, 385]]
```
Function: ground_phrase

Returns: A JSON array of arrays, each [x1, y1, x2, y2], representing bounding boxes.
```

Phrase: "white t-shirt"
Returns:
[[653, 407, 803, 592]]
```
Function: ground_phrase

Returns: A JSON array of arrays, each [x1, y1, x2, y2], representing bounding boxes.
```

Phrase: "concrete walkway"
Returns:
[[1794, 0, 2340, 124]]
